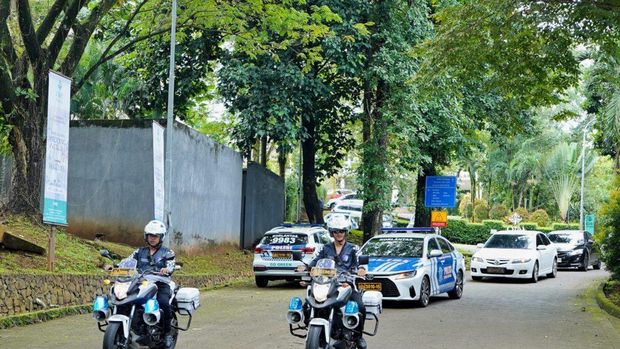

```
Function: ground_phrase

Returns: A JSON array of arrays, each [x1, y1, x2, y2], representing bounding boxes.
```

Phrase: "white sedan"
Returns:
[[470, 230, 558, 283]]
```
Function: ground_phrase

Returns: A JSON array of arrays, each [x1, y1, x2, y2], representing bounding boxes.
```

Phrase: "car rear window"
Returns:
[[361, 237, 424, 258], [262, 233, 307, 245]]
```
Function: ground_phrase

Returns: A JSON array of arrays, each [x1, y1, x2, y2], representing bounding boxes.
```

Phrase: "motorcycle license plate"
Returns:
[[271, 252, 292, 259], [358, 282, 382, 291]]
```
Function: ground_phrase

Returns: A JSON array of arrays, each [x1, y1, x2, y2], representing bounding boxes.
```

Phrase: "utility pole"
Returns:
[[579, 119, 594, 231], [164, 0, 177, 247]]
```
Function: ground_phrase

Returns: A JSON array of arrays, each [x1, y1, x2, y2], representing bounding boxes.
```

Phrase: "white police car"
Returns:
[[358, 228, 466, 307], [253, 224, 332, 287]]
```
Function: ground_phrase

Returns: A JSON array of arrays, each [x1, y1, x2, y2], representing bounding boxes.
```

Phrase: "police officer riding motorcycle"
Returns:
[[297, 215, 368, 349]]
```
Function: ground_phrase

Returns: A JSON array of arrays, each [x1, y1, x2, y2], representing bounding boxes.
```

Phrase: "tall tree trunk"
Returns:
[[278, 146, 287, 179], [301, 117, 323, 224], [8, 67, 47, 214], [614, 144, 620, 171], [415, 166, 436, 227], [260, 136, 267, 167], [470, 166, 477, 222], [361, 80, 387, 243]]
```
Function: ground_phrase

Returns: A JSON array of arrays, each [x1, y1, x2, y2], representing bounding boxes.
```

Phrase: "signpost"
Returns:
[[43, 71, 71, 272], [424, 176, 457, 208], [585, 214, 595, 234], [431, 210, 448, 228]]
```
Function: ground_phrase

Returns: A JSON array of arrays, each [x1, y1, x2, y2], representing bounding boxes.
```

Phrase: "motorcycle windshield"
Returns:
[[118, 258, 137, 269], [311, 259, 337, 284]]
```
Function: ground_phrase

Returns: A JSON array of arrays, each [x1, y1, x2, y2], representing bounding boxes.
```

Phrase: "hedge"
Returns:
[[551, 223, 580, 230]]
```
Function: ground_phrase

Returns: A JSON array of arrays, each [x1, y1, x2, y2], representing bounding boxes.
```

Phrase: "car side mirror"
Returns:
[[292, 251, 303, 261], [476, 243, 484, 249], [537, 245, 547, 251], [358, 255, 369, 265], [429, 249, 442, 258]]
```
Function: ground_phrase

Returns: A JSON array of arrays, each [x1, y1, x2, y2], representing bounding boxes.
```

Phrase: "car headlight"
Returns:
[[472, 257, 484, 263], [394, 271, 417, 280], [313, 284, 330, 303], [568, 249, 583, 256], [511, 258, 532, 264]]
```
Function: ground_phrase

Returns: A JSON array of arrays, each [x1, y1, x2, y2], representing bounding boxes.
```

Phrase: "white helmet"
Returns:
[[144, 220, 167, 247], [327, 214, 352, 235]]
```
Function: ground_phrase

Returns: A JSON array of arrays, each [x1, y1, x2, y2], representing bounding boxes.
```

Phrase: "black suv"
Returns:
[[548, 230, 601, 271]]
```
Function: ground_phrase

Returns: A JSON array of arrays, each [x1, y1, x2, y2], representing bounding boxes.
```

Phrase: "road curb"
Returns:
[[595, 281, 620, 319]]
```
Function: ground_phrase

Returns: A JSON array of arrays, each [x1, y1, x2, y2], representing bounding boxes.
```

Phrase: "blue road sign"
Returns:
[[425, 176, 457, 208]]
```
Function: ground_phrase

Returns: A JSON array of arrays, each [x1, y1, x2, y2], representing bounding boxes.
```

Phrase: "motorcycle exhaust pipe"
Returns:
[[287, 310, 304, 325], [143, 311, 161, 326], [93, 309, 110, 322], [342, 313, 359, 330]]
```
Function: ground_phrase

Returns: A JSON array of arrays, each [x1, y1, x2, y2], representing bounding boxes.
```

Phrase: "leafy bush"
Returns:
[[473, 199, 490, 221], [482, 220, 506, 230], [349, 230, 363, 246], [530, 209, 550, 227], [489, 204, 509, 220], [551, 223, 580, 230], [521, 222, 538, 230], [599, 174, 620, 280], [443, 218, 493, 245], [459, 193, 472, 218], [513, 207, 529, 221]]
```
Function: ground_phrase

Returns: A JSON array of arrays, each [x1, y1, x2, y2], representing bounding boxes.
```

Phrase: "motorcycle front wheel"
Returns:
[[306, 325, 328, 349], [102, 322, 126, 349]]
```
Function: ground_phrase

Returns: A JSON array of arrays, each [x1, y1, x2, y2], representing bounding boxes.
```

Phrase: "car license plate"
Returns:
[[485, 267, 505, 274], [271, 251, 292, 259], [557, 258, 562, 263], [358, 282, 382, 291]]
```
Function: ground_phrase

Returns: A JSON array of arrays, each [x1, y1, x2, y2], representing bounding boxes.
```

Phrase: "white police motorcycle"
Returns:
[[287, 252, 382, 349], [93, 250, 200, 349]]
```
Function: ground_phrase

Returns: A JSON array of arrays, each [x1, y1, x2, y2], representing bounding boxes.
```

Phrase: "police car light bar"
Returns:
[[280, 223, 325, 228], [381, 227, 436, 232]]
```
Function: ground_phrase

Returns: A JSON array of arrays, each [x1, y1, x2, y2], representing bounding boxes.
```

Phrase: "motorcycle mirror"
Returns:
[[99, 249, 112, 259], [358, 255, 369, 265], [292, 251, 303, 261]]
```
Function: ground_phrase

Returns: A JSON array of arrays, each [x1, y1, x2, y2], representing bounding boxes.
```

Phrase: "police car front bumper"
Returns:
[[360, 272, 424, 301]]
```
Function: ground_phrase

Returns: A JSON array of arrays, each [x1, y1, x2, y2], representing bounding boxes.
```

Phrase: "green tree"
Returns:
[[599, 173, 620, 280], [0, 0, 339, 214]]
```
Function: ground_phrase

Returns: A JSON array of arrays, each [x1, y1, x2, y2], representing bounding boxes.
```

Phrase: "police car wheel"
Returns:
[[255, 276, 269, 288], [448, 270, 463, 299], [417, 276, 430, 307]]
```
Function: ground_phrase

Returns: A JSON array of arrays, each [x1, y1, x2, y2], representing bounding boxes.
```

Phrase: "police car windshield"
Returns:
[[261, 233, 307, 245], [484, 234, 533, 249], [361, 237, 424, 258]]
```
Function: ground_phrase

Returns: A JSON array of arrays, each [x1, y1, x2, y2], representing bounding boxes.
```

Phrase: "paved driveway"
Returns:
[[1, 269, 619, 349]]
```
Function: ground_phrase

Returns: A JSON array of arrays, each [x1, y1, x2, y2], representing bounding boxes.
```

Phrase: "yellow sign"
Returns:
[[431, 210, 448, 227]]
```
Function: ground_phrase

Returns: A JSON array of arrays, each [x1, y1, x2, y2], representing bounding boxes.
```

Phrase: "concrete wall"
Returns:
[[0, 154, 12, 207], [169, 122, 243, 247], [240, 162, 285, 249], [67, 120, 243, 247], [67, 120, 155, 245]]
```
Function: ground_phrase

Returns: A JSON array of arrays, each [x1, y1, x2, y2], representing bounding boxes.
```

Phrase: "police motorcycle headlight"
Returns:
[[312, 283, 330, 303], [342, 300, 359, 330], [287, 297, 304, 325], [113, 281, 131, 300], [92, 296, 110, 322], [143, 298, 161, 326]]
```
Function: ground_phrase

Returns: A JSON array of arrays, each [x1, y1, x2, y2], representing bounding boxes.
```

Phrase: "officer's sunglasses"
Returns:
[[332, 230, 346, 235]]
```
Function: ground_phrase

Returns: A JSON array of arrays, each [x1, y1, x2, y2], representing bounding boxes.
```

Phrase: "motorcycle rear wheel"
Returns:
[[306, 325, 328, 349]]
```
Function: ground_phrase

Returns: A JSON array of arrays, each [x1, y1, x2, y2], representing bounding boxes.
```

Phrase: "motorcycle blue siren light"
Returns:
[[144, 298, 160, 314], [92, 296, 109, 311], [345, 300, 359, 315], [289, 297, 303, 311]]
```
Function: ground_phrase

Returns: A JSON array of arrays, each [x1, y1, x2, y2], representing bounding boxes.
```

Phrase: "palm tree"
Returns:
[[544, 142, 596, 222]]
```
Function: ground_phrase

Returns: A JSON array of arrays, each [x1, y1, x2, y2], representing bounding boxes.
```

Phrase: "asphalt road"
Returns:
[[1, 269, 619, 349]]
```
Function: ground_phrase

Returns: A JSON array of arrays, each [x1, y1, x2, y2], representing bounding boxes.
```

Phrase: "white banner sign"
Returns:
[[153, 122, 165, 222], [43, 71, 71, 225]]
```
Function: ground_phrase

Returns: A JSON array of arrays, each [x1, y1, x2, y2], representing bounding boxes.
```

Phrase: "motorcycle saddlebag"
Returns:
[[176, 287, 200, 315], [362, 291, 382, 315]]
